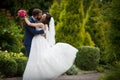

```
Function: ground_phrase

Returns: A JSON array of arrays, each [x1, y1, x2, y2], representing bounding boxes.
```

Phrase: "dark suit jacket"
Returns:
[[23, 16, 44, 56]]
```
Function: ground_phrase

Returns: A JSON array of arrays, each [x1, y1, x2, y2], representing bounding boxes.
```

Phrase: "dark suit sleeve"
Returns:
[[25, 24, 44, 35]]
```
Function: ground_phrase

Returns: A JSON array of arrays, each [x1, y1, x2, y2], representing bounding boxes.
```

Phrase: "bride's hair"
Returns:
[[42, 13, 51, 28]]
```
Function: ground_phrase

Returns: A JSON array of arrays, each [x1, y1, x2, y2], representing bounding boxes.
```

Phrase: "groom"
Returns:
[[23, 9, 44, 57]]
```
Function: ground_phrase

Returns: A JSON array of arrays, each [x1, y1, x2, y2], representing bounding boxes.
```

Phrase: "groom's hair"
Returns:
[[32, 9, 42, 16]]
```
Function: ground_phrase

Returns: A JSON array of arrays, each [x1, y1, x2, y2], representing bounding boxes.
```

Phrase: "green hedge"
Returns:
[[0, 51, 27, 77], [99, 62, 120, 80], [75, 46, 100, 70], [0, 57, 17, 77], [14, 57, 27, 76], [65, 65, 80, 75]]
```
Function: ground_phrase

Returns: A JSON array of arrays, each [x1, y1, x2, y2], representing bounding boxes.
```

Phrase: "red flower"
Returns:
[[18, 10, 27, 18]]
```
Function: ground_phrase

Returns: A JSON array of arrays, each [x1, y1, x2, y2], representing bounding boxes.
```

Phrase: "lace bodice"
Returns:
[[35, 24, 48, 33], [35, 22, 55, 47]]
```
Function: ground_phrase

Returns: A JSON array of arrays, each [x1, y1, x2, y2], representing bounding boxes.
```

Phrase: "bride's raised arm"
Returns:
[[24, 17, 45, 29]]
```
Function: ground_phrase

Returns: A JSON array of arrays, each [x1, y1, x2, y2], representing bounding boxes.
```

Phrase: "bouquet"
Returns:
[[18, 10, 27, 18]]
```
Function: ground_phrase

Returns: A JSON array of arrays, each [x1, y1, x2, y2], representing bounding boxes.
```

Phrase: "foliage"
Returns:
[[99, 62, 120, 80], [52, 0, 94, 47], [0, 51, 27, 77], [49, 0, 61, 24], [84, 0, 109, 63], [96, 65, 105, 72], [86, 0, 106, 49], [107, 0, 120, 61], [1, 0, 53, 16], [96, 64, 115, 73], [65, 65, 80, 75], [14, 57, 27, 76], [75, 46, 100, 70], [0, 57, 17, 77], [101, 0, 120, 63], [101, 0, 112, 4], [0, 11, 23, 52]]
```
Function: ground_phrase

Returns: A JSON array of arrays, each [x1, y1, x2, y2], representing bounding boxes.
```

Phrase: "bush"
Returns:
[[14, 57, 27, 76], [0, 12, 23, 53], [0, 58, 17, 77], [96, 65, 105, 72], [99, 62, 120, 80], [75, 46, 100, 70], [0, 51, 27, 77], [65, 65, 80, 75]]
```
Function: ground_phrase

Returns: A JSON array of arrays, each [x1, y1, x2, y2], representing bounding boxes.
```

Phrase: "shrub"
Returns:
[[96, 65, 105, 72], [0, 51, 27, 77], [0, 12, 23, 53], [75, 46, 100, 70], [0, 53, 5, 59], [0, 58, 17, 77], [99, 62, 120, 80], [65, 65, 80, 75], [14, 57, 27, 76]]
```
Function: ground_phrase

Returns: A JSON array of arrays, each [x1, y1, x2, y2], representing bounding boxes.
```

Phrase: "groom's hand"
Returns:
[[41, 33, 46, 38]]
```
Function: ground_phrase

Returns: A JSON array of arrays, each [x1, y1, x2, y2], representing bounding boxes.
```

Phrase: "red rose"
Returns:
[[18, 10, 27, 18]]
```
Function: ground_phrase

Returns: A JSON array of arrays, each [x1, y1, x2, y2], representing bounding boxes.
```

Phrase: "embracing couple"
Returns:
[[22, 8, 78, 80]]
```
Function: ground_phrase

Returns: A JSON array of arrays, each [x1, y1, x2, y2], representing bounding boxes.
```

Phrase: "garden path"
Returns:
[[2, 71, 102, 80]]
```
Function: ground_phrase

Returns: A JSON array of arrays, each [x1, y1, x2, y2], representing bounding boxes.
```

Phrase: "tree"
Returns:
[[49, 0, 61, 24], [0, 0, 53, 16], [104, 0, 120, 63], [0, 11, 23, 52], [85, 0, 108, 63], [54, 0, 94, 47]]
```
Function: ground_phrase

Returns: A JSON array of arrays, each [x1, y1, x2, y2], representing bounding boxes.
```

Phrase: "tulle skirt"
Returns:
[[23, 35, 78, 80]]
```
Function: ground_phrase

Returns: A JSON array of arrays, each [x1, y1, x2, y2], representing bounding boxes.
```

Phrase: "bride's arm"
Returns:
[[24, 17, 45, 29]]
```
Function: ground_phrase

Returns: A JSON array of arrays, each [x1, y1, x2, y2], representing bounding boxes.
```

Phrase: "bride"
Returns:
[[23, 13, 78, 80]]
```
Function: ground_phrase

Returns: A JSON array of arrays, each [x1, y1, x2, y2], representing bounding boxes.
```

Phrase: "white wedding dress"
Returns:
[[23, 18, 78, 80]]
